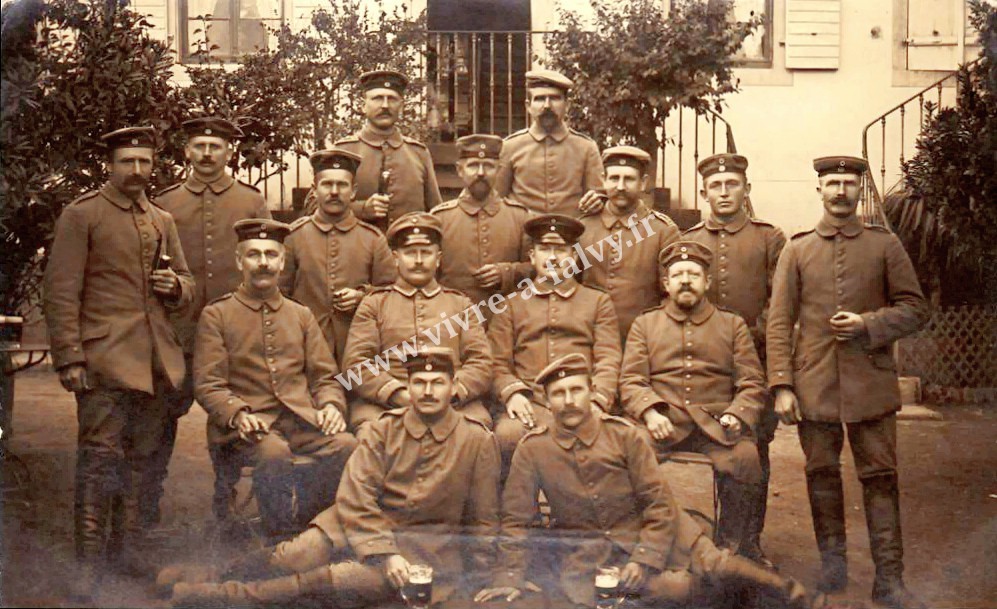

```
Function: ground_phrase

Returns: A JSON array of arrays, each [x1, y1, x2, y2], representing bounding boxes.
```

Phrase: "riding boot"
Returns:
[[806, 469, 848, 593], [715, 475, 763, 555], [863, 474, 925, 609], [70, 480, 109, 602], [743, 435, 774, 568], [711, 551, 825, 609], [172, 564, 333, 608], [113, 466, 161, 579]]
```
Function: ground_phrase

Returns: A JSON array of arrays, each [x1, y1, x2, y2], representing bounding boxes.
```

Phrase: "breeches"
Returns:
[[798, 414, 898, 480], [654, 428, 763, 484]]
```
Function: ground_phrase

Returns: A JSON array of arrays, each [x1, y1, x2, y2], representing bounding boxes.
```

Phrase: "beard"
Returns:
[[467, 177, 491, 200], [538, 109, 560, 132]]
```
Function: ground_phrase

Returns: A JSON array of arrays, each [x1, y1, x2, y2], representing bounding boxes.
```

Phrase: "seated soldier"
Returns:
[[163, 348, 501, 608], [476, 354, 824, 609], [342, 212, 493, 435], [194, 219, 357, 540], [620, 240, 766, 555], [488, 213, 620, 478]]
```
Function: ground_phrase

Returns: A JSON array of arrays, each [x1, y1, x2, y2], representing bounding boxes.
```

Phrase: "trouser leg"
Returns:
[[695, 435, 763, 555], [799, 420, 848, 593], [744, 411, 776, 563], [494, 406, 552, 485], [143, 355, 193, 526], [247, 432, 295, 540], [280, 417, 358, 528]]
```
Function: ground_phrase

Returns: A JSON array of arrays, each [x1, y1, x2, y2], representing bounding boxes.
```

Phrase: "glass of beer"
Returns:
[[595, 566, 621, 609], [403, 564, 433, 609]]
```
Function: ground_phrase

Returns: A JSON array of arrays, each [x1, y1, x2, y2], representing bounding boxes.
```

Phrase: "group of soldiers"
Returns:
[[42, 67, 930, 609]]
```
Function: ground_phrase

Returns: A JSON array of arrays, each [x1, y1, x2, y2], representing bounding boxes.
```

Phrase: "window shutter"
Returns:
[[785, 0, 841, 70], [906, 0, 962, 71], [131, 0, 170, 43], [292, 0, 322, 31]]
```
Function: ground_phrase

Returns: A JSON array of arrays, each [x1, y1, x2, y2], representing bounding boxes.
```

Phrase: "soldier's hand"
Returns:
[[719, 413, 743, 438], [235, 411, 268, 442], [364, 194, 392, 219], [475, 587, 523, 603], [473, 265, 502, 289], [829, 311, 867, 341], [384, 554, 411, 589], [332, 288, 364, 312], [643, 408, 675, 441], [317, 404, 346, 435], [578, 189, 607, 215], [151, 268, 180, 296], [774, 388, 802, 425], [506, 393, 536, 428], [390, 388, 413, 409], [619, 561, 647, 593], [58, 364, 89, 393]]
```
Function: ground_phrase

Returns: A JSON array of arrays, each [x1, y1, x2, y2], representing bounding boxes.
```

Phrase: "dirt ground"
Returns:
[[1, 369, 995, 609]]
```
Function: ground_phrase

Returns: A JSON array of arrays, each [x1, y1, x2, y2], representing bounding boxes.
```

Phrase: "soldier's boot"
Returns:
[[806, 469, 848, 593], [742, 438, 775, 569], [863, 474, 926, 609], [221, 546, 287, 582], [715, 475, 764, 555], [710, 551, 826, 609], [113, 467, 162, 579], [171, 565, 332, 608], [69, 482, 108, 603], [254, 464, 296, 542]]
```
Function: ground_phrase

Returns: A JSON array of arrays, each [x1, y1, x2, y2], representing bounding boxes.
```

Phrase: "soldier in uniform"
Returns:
[[166, 348, 501, 608], [476, 354, 822, 609], [281, 147, 395, 367], [767, 156, 929, 609], [151, 116, 271, 526], [579, 145, 680, 341], [488, 214, 621, 477], [341, 212, 493, 435], [431, 133, 531, 321], [43, 126, 194, 599], [194, 219, 358, 540], [683, 153, 786, 566], [334, 70, 443, 232], [496, 70, 606, 217], [620, 240, 767, 556]]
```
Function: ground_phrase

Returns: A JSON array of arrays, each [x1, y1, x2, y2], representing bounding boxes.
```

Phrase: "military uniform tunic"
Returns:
[[44, 182, 194, 393], [336, 125, 443, 232], [431, 190, 532, 312], [496, 123, 604, 217], [492, 413, 704, 607], [766, 217, 929, 423], [155, 173, 270, 355], [281, 211, 395, 366], [579, 202, 680, 340], [341, 282, 493, 424], [683, 213, 786, 347]]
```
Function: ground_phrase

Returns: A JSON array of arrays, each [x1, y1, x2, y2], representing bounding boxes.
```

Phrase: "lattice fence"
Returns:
[[896, 305, 997, 388]]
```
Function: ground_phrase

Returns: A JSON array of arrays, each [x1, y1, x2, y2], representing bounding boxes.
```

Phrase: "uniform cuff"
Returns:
[[498, 381, 531, 404], [861, 312, 886, 349], [376, 379, 407, 405], [315, 390, 346, 414], [631, 545, 666, 571], [54, 349, 86, 370], [353, 536, 400, 561], [491, 569, 525, 590], [767, 370, 793, 389]]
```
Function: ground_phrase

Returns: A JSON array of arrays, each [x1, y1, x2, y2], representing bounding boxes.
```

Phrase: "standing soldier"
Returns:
[[334, 70, 443, 232], [620, 241, 767, 557], [431, 134, 531, 321], [281, 148, 395, 367], [342, 212, 493, 435], [496, 70, 606, 217], [44, 127, 194, 600], [488, 214, 621, 477], [767, 156, 928, 609], [683, 153, 786, 566], [579, 146, 679, 341], [151, 116, 270, 527], [195, 219, 357, 541]]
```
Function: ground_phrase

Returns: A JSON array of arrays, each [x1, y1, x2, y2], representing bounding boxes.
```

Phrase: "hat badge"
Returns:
[[130, 138, 139, 145], [680, 246, 688, 252], [479, 143, 486, 149], [258, 231, 267, 239], [333, 162, 341, 168], [384, 81, 392, 87], [618, 159, 627, 165], [413, 227, 421, 234], [424, 363, 432, 371], [718, 158, 726, 165], [478, 151, 485, 158], [557, 370, 565, 378], [681, 253, 689, 260], [205, 128, 212, 135]]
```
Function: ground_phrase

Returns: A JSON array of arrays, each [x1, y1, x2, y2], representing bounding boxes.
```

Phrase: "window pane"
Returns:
[[238, 0, 280, 54], [185, 0, 282, 61], [732, 0, 769, 62]]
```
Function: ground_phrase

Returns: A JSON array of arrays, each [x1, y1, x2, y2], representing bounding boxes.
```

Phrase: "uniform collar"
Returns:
[[360, 123, 404, 149], [816, 214, 864, 238], [528, 121, 570, 143], [185, 172, 235, 195], [101, 182, 150, 212], [457, 190, 501, 216], [552, 413, 601, 449], [601, 200, 650, 229], [392, 279, 442, 298], [402, 406, 460, 442], [535, 279, 578, 298], [705, 211, 749, 233], [233, 285, 284, 311], [664, 299, 715, 325], [311, 209, 359, 233]]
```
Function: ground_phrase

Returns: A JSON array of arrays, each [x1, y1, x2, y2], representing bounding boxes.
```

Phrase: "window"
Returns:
[[904, 0, 979, 71], [731, 0, 773, 66], [180, 0, 284, 63]]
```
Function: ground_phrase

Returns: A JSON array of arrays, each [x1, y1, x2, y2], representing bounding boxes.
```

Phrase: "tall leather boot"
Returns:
[[743, 435, 774, 568], [710, 551, 825, 609], [113, 466, 162, 579], [715, 475, 764, 556], [172, 564, 333, 608], [254, 462, 296, 542], [863, 474, 926, 609], [806, 469, 847, 593], [70, 480, 109, 602]]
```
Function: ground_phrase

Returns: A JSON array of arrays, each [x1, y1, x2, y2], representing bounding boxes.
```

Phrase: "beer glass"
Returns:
[[595, 566, 621, 609], [403, 563, 433, 609]]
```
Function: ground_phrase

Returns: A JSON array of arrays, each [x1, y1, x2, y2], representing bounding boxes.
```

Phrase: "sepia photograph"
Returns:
[[0, 0, 995, 607]]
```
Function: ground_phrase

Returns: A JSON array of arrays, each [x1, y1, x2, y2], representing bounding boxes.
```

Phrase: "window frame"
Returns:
[[178, 0, 286, 64]]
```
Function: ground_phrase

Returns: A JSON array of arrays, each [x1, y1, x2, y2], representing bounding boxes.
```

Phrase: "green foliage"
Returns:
[[887, 0, 997, 305], [1, 0, 184, 315], [542, 0, 757, 158]]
